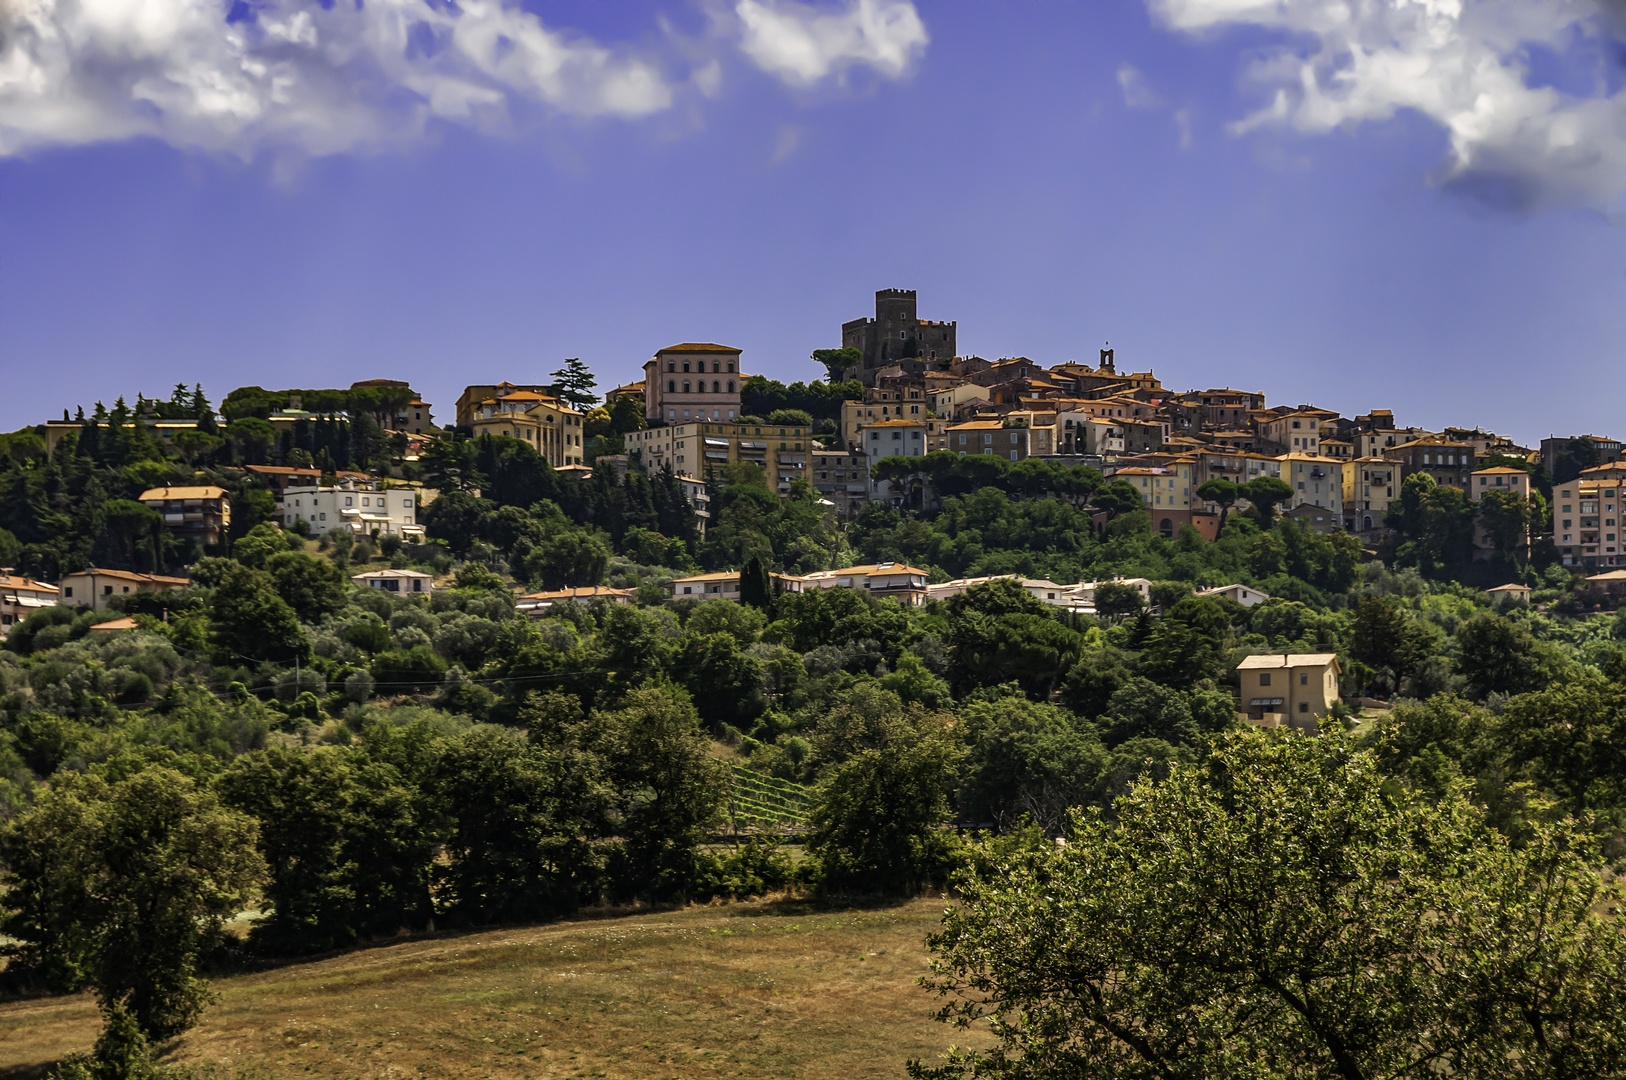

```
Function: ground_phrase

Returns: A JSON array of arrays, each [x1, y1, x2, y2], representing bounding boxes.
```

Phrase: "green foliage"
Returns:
[[916, 729, 1626, 1080], [0, 767, 264, 1038], [195, 558, 308, 664], [807, 686, 964, 894]]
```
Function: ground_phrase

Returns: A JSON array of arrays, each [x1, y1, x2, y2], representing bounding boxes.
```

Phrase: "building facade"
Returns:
[[642, 344, 744, 424], [138, 486, 231, 547], [1236, 653, 1341, 730], [0, 572, 58, 636], [277, 482, 428, 539], [57, 568, 190, 609], [468, 389, 585, 468]]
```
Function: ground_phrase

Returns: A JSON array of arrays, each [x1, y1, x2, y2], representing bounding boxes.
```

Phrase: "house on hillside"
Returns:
[[1236, 653, 1341, 732], [352, 568, 434, 596]]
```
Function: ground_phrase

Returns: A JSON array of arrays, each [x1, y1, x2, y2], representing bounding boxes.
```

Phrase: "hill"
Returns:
[[0, 897, 968, 1080]]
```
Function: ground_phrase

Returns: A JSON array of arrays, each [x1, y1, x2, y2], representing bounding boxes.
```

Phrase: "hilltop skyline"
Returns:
[[3, 1, 1623, 443]]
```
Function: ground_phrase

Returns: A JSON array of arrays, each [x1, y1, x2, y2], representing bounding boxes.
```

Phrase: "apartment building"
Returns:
[[1258, 411, 1329, 455], [1383, 437, 1479, 488], [1554, 464, 1626, 568], [624, 420, 812, 495], [802, 563, 930, 607], [929, 382, 991, 421], [947, 419, 1037, 462], [811, 448, 871, 517], [862, 419, 928, 503], [277, 482, 428, 539], [1114, 462, 1196, 537], [1278, 453, 1345, 514], [138, 485, 231, 547], [642, 343, 744, 424], [1346, 457, 1399, 534]]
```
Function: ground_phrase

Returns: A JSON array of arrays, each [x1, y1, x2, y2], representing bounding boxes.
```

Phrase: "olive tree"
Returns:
[[914, 729, 1626, 1080]]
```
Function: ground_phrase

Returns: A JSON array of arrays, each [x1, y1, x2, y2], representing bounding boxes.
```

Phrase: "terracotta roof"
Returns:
[[61, 568, 190, 587], [1237, 653, 1340, 670], [1485, 583, 1532, 593], [138, 486, 228, 501], [657, 343, 742, 353], [818, 563, 930, 579], [864, 419, 925, 428], [88, 617, 141, 632], [519, 586, 636, 600], [245, 464, 321, 477], [0, 574, 57, 593], [1473, 467, 1528, 475]]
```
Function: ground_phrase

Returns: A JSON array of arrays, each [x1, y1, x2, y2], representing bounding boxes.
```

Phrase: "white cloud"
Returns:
[[0, 0, 668, 157], [735, 0, 927, 86], [1117, 63, 1160, 109], [1146, 0, 1626, 211]]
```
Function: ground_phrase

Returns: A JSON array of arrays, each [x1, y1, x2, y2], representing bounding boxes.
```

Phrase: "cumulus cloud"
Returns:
[[735, 0, 926, 86], [0, 0, 929, 158], [1147, 0, 1626, 211]]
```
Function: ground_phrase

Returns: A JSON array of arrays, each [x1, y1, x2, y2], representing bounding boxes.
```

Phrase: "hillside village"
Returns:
[[3, 287, 1613, 642]]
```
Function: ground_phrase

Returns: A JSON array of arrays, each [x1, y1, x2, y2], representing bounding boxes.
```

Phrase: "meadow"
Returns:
[[0, 897, 969, 1080]]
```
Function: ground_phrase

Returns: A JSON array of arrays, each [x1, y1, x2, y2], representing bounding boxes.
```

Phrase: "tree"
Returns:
[[0, 767, 264, 1039], [420, 437, 484, 494], [265, 550, 349, 623], [960, 697, 1110, 835], [1478, 488, 1532, 564], [811, 347, 863, 381], [195, 557, 308, 664], [739, 553, 774, 612], [230, 521, 292, 569], [914, 729, 1626, 1080], [549, 357, 599, 412], [219, 748, 433, 953], [595, 687, 726, 901], [1195, 477, 1241, 530], [1454, 612, 1567, 700], [1243, 475, 1295, 528], [1091, 581, 1145, 622], [808, 686, 965, 894], [766, 408, 814, 427]]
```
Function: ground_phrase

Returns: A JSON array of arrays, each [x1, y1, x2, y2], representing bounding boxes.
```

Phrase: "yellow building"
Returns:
[[625, 420, 811, 495], [1554, 463, 1626, 568], [1345, 456, 1398, 533], [1276, 453, 1345, 514], [469, 390, 585, 467], [1237, 653, 1341, 731]]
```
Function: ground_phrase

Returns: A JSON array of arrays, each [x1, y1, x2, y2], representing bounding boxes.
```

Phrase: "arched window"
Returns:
[[727, 362, 735, 373], [683, 380, 690, 393], [727, 381, 735, 393], [667, 380, 676, 393], [712, 361, 720, 373], [683, 361, 691, 373], [1160, 518, 1174, 538], [712, 381, 720, 393]]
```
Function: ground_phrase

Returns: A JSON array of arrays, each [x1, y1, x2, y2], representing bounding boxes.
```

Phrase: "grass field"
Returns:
[[0, 896, 980, 1080]]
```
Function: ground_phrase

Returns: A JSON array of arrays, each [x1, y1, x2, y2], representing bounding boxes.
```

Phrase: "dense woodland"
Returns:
[[5, 379, 1626, 1077]]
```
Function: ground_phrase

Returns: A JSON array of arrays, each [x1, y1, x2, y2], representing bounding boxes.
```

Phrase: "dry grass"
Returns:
[[0, 896, 980, 1080]]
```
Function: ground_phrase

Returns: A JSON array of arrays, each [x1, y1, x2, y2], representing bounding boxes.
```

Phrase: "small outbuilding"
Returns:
[[1197, 582, 1272, 608]]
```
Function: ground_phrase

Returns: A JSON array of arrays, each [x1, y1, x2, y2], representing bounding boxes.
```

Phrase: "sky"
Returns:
[[1, 0, 1624, 447]]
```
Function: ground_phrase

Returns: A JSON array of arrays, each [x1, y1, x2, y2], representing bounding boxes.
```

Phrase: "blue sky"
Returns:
[[1, 0, 1623, 446]]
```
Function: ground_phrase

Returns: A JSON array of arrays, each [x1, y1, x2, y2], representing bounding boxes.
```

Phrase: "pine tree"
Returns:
[[550, 358, 599, 412]]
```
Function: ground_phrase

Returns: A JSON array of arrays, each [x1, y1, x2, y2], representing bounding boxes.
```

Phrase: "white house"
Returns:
[[279, 482, 430, 540], [1196, 583, 1271, 608], [351, 568, 434, 595]]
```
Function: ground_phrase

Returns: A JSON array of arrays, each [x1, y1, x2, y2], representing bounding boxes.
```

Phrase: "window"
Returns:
[[728, 381, 735, 393], [64, 587, 72, 598], [103, 585, 113, 595], [1300, 673, 1308, 685], [667, 380, 675, 392], [682, 361, 691, 372], [404, 498, 413, 508], [682, 381, 690, 393], [1259, 672, 1271, 687], [1299, 702, 1309, 713]]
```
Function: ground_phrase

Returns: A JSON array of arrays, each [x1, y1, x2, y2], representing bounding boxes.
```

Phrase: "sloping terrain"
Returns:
[[1, 897, 973, 1080]]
